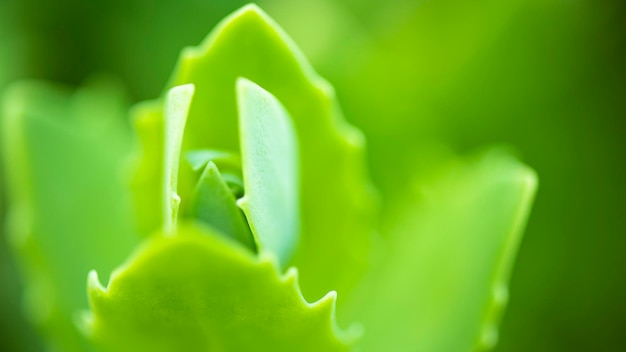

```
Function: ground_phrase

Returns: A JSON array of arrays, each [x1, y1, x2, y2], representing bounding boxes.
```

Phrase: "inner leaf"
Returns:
[[236, 77, 300, 267], [185, 149, 241, 172], [190, 161, 255, 251]]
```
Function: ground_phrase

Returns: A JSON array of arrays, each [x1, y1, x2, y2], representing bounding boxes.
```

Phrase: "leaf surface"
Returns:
[[85, 224, 356, 352], [162, 84, 194, 232], [129, 100, 164, 235], [348, 150, 537, 352], [185, 149, 240, 172], [236, 78, 299, 265]]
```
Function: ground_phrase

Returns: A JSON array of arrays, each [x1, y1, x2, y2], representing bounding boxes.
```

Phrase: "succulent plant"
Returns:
[[1, 4, 536, 352]]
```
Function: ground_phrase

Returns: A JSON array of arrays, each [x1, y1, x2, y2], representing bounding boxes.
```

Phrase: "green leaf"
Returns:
[[166, 3, 377, 302], [191, 161, 254, 250], [84, 224, 357, 352], [0, 79, 139, 351], [130, 85, 196, 236], [162, 84, 195, 232], [236, 78, 299, 266], [348, 150, 537, 351], [185, 149, 241, 172], [129, 100, 164, 236]]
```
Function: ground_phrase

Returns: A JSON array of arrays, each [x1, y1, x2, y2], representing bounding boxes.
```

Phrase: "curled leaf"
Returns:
[[162, 84, 194, 232], [236, 78, 299, 265]]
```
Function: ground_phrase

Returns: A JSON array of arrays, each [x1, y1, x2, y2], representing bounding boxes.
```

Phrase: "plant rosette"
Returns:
[[1, 4, 537, 352]]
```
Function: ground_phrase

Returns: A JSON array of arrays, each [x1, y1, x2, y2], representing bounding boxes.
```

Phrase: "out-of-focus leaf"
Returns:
[[236, 78, 299, 266], [129, 100, 164, 236], [84, 224, 356, 352], [348, 150, 536, 351], [0, 79, 139, 352], [165, 3, 376, 302], [191, 161, 254, 250]]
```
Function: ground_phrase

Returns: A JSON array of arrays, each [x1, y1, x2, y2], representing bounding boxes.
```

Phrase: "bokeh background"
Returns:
[[1, 0, 624, 351]]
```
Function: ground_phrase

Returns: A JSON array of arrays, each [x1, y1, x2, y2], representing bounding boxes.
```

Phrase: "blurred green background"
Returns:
[[1, 0, 624, 351]]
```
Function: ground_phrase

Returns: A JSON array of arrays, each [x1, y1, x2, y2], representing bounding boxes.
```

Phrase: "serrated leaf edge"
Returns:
[[167, 3, 368, 156], [82, 233, 360, 347]]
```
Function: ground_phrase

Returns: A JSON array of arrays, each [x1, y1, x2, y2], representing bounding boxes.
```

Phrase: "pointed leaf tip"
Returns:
[[191, 161, 255, 250], [87, 270, 105, 294]]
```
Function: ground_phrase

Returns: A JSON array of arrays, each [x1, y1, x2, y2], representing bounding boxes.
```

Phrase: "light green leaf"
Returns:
[[166, 3, 377, 302], [129, 100, 164, 236], [349, 150, 537, 351], [236, 78, 299, 266], [0, 79, 139, 352], [191, 161, 254, 250], [84, 224, 357, 352], [162, 84, 195, 232], [130, 85, 196, 236]]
